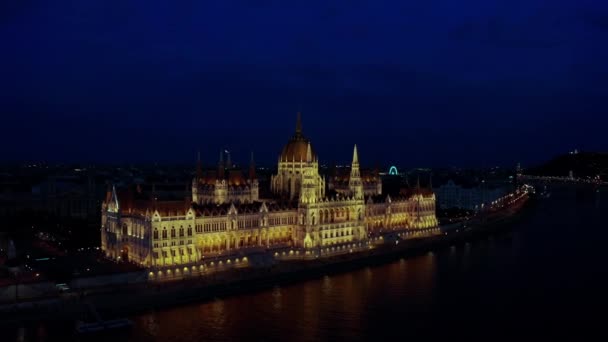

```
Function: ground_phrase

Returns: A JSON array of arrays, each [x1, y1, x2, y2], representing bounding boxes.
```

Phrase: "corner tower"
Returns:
[[349, 144, 364, 200]]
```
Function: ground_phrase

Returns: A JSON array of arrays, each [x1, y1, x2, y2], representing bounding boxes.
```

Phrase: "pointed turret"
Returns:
[[350, 144, 361, 174], [349, 144, 363, 199], [306, 142, 312, 163], [111, 185, 119, 211], [300, 144, 317, 204], [352, 144, 359, 165]]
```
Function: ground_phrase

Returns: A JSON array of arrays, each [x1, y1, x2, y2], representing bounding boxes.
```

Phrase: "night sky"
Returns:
[[1, 0, 607, 168]]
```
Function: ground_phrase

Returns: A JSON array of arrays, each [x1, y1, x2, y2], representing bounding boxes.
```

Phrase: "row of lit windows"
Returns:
[[323, 229, 352, 239], [238, 218, 258, 229], [153, 227, 193, 240], [203, 222, 226, 232], [153, 247, 194, 259], [153, 239, 192, 248], [268, 216, 296, 226]]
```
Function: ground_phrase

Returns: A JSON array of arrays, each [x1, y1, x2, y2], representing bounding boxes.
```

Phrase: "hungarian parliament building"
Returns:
[[101, 114, 438, 273]]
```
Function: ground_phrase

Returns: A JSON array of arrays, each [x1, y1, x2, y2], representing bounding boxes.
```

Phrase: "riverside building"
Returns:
[[101, 114, 438, 278]]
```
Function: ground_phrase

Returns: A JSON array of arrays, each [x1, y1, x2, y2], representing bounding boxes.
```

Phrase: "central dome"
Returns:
[[279, 112, 317, 162], [280, 137, 316, 162]]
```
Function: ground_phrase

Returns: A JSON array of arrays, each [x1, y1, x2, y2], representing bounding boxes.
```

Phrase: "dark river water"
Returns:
[[6, 186, 608, 341]]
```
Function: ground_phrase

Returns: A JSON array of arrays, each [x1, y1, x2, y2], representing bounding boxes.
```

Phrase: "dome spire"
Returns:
[[295, 111, 302, 137]]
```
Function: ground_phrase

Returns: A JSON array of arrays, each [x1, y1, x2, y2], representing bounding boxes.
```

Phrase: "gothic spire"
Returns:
[[306, 142, 312, 163], [352, 144, 359, 165]]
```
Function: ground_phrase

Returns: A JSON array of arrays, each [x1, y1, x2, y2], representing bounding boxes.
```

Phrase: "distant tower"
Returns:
[[192, 152, 202, 204], [226, 149, 232, 168], [300, 143, 318, 204], [218, 149, 225, 179], [348, 144, 364, 199], [215, 149, 227, 203], [249, 152, 259, 201], [299, 142, 320, 249]]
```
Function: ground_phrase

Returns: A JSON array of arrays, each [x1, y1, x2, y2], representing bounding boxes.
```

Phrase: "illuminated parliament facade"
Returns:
[[101, 114, 438, 272]]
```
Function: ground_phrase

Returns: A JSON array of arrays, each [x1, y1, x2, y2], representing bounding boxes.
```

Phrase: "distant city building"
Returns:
[[0, 171, 100, 220], [516, 162, 522, 174], [434, 179, 509, 211], [100, 113, 439, 269]]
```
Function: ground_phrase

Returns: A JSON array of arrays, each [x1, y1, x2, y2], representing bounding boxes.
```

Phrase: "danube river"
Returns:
[[7, 186, 608, 341]]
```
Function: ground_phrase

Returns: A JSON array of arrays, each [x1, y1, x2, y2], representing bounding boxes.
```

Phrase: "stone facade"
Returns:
[[101, 113, 438, 269]]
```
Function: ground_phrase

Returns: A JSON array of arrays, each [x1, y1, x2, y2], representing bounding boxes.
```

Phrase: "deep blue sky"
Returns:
[[1, 0, 607, 168]]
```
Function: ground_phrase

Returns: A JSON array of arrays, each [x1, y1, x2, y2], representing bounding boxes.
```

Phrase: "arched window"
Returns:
[[187, 227, 193, 236], [153, 229, 159, 240], [162, 229, 167, 239], [171, 228, 176, 238], [179, 227, 184, 237]]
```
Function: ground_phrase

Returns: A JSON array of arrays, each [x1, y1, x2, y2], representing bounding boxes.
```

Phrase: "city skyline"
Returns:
[[1, 2, 606, 338]]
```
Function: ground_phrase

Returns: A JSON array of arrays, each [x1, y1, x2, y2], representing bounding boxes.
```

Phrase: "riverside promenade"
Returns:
[[0, 191, 532, 325]]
